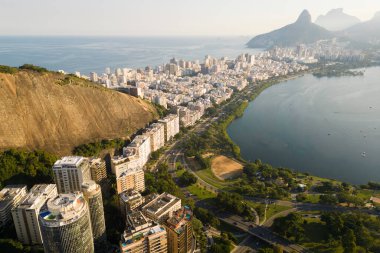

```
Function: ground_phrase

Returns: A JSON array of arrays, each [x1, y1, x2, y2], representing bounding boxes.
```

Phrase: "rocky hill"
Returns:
[[315, 8, 360, 31], [0, 69, 157, 155], [342, 11, 380, 44], [247, 10, 333, 48]]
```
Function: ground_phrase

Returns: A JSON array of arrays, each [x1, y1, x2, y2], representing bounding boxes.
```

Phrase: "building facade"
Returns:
[[0, 185, 27, 228], [116, 167, 145, 194], [89, 158, 107, 184], [165, 206, 194, 253], [120, 211, 167, 253], [119, 190, 144, 221], [145, 123, 165, 152], [158, 114, 180, 142], [82, 181, 107, 253], [142, 193, 181, 223], [39, 192, 94, 253], [12, 184, 57, 245], [52, 156, 91, 193]]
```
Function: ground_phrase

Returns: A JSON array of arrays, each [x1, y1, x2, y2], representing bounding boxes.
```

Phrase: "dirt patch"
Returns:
[[211, 155, 243, 180]]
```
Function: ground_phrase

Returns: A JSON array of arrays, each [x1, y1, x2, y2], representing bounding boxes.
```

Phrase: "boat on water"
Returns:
[[361, 152, 366, 157]]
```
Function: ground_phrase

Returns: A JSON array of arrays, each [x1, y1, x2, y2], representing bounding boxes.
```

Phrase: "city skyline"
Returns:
[[1, 0, 380, 36]]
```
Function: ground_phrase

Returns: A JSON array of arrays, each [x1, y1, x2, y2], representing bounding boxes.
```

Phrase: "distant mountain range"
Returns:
[[342, 12, 380, 44], [315, 8, 361, 31], [247, 9, 380, 48], [247, 10, 332, 48]]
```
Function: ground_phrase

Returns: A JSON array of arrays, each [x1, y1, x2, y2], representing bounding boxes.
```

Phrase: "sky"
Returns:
[[1, 0, 380, 36]]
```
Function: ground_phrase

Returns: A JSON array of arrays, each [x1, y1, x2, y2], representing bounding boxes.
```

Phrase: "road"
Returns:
[[219, 213, 308, 253]]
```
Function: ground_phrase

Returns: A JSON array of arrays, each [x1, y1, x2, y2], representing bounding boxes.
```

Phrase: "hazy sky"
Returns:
[[1, 0, 380, 36]]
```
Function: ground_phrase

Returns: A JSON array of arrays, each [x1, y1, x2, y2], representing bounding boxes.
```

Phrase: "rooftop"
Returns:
[[39, 192, 87, 227], [17, 184, 56, 210], [166, 206, 193, 234], [120, 190, 142, 203], [53, 156, 85, 168], [0, 185, 27, 210], [142, 192, 181, 218], [121, 224, 165, 247]]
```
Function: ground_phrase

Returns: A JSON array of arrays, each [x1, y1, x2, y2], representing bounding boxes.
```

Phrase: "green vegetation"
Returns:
[[151, 103, 169, 118], [177, 170, 197, 187], [233, 160, 293, 199], [73, 139, 125, 156], [19, 64, 48, 73], [216, 192, 256, 221], [209, 232, 234, 253], [194, 207, 220, 227], [271, 211, 380, 252], [0, 65, 18, 74], [186, 184, 216, 200], [144, 163, 193, 208], [0, 149, 56, 188]]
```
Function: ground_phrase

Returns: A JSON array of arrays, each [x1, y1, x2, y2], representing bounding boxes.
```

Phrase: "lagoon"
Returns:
[[227, 67, 380, 184]]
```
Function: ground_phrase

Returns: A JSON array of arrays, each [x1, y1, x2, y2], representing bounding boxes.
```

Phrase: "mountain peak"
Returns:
[[315, 8, 360, 31], [296, 10, 312, 23]]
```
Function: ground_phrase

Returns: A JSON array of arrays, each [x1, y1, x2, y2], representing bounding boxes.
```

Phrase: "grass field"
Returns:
[[186, 183, 217, 200], [211, 155, 243, 180], [195, 168, 237, 189]]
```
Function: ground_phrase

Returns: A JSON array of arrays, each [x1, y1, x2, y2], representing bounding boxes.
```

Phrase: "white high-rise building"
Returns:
[[158, 114, 180, 142], [82, 181, 107, 252], [39, 192, 94, 253], [90, 72, 98, 82], [12, 184, 57, 245], [145, 123, 165, 152], [52, 156, 91, 193], [0, 185, 27, 228]]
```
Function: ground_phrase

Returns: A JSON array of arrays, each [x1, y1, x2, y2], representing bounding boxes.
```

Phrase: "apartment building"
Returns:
[[165, 206, 194, 253], [119, 190, 144, 221], [120, 211, 167, 253], [145, 123, 165, 152], [158, 114, 180, 142], [116, 167, 145, 194], [123, 134, 151, 168], [82, 181, 107, 253], [39, 192, 94, 253], [0, 185, 27, 228], [142, 193, 181, 223], [52, 156, 91, 193], [12, 184, 57, 245], [89, 158, 107, 184]]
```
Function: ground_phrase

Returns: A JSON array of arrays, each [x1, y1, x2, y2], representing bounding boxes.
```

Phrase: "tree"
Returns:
[[342, 229, 356, 253], [273, 245, 284, 253], [258, 248, 274, 253], [319, 194, 338, 205], [178, 171, 197, 187], [272, 213, 304, 242]]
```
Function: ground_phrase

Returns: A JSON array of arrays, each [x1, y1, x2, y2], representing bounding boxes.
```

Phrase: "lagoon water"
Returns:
[[0, 36, 260, 74], [228, 67, 380, 184]]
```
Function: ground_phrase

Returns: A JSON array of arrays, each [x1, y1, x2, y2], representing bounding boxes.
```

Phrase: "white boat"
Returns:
[[361, 152, 366, 157]]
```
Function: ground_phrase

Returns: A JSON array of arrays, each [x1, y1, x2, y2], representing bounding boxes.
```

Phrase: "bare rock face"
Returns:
[[0, 71, 157, 155]]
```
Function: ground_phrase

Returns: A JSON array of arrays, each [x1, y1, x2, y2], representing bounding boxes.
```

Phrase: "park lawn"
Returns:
[[266, 204, 293, 220], [356, 189, 380, 201], [175, 169, 186, 178], [195, 168, 236, 189], [246, 201, 292, 221], [305, 194, 321, 204], [186, 183, 216, 200]]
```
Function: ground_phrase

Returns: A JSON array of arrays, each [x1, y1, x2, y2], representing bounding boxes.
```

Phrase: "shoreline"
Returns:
[[224, 66, 380, 186]]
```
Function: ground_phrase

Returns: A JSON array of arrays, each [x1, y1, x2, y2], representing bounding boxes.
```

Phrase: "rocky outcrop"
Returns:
[[0, 70, 157, 154]]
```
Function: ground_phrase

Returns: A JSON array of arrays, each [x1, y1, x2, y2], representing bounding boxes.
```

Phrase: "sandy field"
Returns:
[[211, 155, 243, 180]]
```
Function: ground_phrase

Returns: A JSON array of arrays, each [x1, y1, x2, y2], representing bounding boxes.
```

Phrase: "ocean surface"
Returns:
[[0, 36, 260, 74], [228, 67, 380, 184]]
